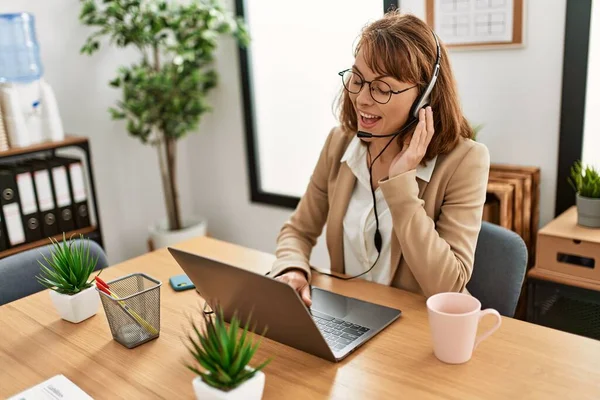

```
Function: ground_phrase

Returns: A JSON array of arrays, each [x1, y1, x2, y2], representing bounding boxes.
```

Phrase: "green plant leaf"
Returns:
[[216, 310, 231, 368], [186, 365, 204, 377], [227, 312, 239, 353], [202, 372, 228, 390], [184, 304, 269, 391], [570, 160, 600, 198], [194, 323, 221, 365], [253, 358, 272, 373], [185, 340, 217, 375], [213, 363, 232, 384], [34, 234, 99, 295]]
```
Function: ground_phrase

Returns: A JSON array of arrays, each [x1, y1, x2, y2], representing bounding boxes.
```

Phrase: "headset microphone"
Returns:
[[357, 130, 401, 138], [356, 118, 418, 139]]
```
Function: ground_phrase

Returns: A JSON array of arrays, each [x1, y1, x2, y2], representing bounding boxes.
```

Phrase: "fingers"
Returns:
[[408, 109, 426, 153], [416, 107, 434, 155], [275, 270, 312, 307], [300, 285, 313, 307], [388, 107, 434, 177], [423, 106, 435, 147]]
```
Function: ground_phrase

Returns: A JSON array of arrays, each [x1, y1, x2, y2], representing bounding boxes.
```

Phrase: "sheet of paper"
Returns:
[[8, 374, 93, 400], [17, 172, 38, 215], [69, 163, 87, 202], [3, 202, 25, 245], [51, 166, 71, 207], [33, 170, 55, 212]]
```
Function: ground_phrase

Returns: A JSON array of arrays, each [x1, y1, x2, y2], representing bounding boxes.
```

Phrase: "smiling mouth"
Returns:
[[359, 111, 382, 128]]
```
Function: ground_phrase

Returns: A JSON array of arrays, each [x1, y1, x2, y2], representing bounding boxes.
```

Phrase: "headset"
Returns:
[[328, 28, 442, 281], [357, 30, 441, 139]]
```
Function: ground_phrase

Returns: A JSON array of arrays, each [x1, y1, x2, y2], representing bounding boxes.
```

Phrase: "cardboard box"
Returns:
[[536, 207, 600, 281]]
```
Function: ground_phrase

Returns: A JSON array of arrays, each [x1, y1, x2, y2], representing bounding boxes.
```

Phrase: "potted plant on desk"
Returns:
[[185, 306, 271, 400], [78, 0, 249, 249], [36, 234, 101, 323], [569, 161, 600, 228]]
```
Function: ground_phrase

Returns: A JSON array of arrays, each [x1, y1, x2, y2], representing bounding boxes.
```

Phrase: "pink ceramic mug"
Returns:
[[426, 292, 502, 364]]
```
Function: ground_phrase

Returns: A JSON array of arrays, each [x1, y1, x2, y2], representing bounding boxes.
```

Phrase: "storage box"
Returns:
[[536, 207, 600, 282]]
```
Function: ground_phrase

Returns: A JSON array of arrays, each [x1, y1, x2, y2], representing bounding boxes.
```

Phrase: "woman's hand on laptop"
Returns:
[[275, 269, 312, 307]]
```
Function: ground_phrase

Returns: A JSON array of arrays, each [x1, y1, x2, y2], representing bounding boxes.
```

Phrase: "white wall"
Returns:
[[1, 1, 195, 263], [187, 0, 568, 268]]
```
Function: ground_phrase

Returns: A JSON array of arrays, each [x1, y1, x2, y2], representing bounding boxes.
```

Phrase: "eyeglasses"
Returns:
[[338, 69, 418, 105]]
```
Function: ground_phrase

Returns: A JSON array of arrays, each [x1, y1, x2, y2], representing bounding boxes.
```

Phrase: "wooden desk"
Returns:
[[2, 237, 600, 399]]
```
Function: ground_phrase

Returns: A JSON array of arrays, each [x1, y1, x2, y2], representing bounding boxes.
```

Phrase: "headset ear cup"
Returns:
[[410, 95, 423, 119]]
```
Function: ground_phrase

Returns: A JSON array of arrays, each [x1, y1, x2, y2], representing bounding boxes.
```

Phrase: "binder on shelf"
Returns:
[[0, 162, 43, 244], [0, 214, 8, 251], [46, 158, 75, 233], [0, 167, 26, 247], [14, 163, 43, 243], [53, 156, 91, 229], [23, 159, 60, 238]]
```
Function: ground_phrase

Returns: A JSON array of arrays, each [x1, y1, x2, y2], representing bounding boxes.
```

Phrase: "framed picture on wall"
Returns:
[[425, 0, 525, 50]]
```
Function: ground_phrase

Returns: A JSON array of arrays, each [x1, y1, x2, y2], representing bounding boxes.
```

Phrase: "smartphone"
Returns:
[[169, 274, 195, 291]]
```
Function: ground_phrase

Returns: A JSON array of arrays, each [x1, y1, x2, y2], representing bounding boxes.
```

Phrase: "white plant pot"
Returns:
[[192, 369, 265, 400], [149, 215, 208, 249], [49, 286, 100, 323]]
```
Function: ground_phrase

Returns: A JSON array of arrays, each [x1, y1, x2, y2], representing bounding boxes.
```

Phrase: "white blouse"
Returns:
[[341, 136, 437, 285]]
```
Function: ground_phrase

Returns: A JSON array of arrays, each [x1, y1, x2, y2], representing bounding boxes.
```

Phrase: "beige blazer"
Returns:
[[270, 127, 490, 297]]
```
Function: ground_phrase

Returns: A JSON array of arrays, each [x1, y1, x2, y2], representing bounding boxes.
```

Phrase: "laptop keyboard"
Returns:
[[312, 314, 370, 351]]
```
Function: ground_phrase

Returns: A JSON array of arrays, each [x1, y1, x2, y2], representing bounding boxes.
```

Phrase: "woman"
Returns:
[[270, 11, 490, 306]]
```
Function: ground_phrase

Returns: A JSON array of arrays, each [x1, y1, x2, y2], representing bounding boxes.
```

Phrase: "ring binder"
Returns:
[[22, 159, 60, 238], [52, 156, 91, 229], [46, 158, 75, 233], [0, 166, 27, 246]]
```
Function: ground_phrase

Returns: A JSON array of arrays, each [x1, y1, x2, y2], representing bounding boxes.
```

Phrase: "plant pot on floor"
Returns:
[[149, 216, 208, 249], [192, 369, 265, 400], [577, 194, 600, 228], [49, 286, 100, 323]]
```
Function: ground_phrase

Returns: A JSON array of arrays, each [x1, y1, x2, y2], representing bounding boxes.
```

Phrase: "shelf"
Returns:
[[0, 226, 99, 259], [528, 267, 600, 292], [0, 135, 88, 158]]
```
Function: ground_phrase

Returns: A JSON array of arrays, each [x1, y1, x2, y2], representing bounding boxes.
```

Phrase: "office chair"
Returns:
[[467, 221, 528, 317], [0, 239, 108, 306]]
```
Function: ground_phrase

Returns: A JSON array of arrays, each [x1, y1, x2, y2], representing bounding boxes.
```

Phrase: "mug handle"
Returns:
[[473, 308, 502, 349]]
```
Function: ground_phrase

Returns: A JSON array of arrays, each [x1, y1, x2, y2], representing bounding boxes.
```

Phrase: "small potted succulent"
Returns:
[[36, 234, 102, 323], [569, 161, 600, 228], [185, 306, 271, 400]]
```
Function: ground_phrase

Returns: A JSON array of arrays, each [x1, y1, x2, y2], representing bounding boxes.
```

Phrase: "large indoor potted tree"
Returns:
[[569, 161, 600, 228], [36, 234, 102, 323], [78, 0, 249, 248], [185, 306, 271, 400]]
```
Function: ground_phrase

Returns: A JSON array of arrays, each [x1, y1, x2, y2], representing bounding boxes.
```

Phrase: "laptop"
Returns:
[[168, 247, 402, 362]]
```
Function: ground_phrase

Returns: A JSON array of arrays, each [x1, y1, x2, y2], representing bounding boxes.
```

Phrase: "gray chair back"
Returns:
[[0, 239, 108, 306], [467, 222, 528, 317]]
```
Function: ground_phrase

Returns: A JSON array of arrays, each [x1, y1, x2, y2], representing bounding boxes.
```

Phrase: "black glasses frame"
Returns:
[[338, 69, 418, 104]]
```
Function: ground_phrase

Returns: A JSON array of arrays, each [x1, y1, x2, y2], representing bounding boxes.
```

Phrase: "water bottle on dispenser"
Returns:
[[0, 12, 64, 148]]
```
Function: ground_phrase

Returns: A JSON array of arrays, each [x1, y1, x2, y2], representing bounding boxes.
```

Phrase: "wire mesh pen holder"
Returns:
[[97, 273, 162, 349]]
